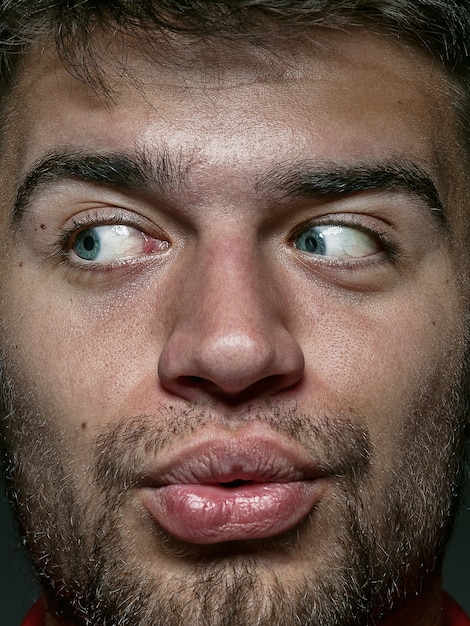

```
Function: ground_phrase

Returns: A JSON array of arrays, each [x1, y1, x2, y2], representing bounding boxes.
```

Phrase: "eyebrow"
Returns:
[[257, 160, 446, 227], [12, 148, 188, 224], [12, 149, 446, 228]]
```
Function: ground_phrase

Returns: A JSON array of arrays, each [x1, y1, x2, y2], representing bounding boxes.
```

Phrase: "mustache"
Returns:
[[94, 404, 372, 493]]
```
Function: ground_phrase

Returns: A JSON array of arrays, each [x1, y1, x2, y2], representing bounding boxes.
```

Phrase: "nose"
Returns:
[[158, 234, 304, 403]]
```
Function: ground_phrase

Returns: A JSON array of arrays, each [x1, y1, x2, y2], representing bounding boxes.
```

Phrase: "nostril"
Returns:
[[174, 373, 301, 404], [178, 375, 205, 387]]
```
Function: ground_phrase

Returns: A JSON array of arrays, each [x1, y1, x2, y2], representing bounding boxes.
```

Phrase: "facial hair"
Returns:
[[0, 365, 468, 626]]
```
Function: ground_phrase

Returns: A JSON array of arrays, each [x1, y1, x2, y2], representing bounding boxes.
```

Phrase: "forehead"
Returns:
[[2, 27, 464, 212]]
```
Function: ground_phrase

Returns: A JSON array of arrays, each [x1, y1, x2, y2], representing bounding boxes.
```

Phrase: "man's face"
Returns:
[[0, 28, 469, 626]]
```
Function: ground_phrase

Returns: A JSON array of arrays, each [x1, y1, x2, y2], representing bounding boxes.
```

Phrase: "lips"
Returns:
[[140, 426, 328, 544]]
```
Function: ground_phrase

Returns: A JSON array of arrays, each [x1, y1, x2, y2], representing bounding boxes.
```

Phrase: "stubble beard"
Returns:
[[0, 364, 468, 626]]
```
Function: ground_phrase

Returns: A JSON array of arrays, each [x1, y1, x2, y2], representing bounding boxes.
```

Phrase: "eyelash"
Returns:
[[50, 210, 399, 278], [54, 210, 148, 255], [291, 217, 398, 260]]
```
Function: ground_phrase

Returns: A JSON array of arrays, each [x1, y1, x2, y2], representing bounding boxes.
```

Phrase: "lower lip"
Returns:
[[142, 481, 325, 544]]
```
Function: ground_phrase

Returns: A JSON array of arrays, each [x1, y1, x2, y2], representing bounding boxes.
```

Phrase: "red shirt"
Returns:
[[21, 600, 44, 626], [443, 594, 470, 626], [21, 594, 470, 626]]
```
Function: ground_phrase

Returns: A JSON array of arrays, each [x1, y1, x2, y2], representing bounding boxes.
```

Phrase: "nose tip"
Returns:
[[194, 331, 283, 394], [158, 326, 304, 402]]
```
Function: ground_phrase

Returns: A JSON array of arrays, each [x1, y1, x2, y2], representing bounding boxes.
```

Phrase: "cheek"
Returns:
[[296, 283, 466, 442], [0, 269, 169, 431]]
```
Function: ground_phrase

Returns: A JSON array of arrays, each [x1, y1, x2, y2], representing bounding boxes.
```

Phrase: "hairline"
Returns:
[[1, 14, 470, 172]]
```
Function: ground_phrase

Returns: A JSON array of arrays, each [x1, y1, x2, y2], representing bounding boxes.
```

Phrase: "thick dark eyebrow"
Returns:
[[12, 148, 187, 224], [257, 161, 446, 228], [13, 151, 446, 230]]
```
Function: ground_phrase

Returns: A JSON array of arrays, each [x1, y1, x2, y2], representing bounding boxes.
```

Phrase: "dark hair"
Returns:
[[1, 1, 470, 143], [1, 2, 470, 55], [2, 1, 470, 71]]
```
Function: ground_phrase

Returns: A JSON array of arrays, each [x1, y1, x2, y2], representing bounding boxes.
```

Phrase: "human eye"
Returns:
[[67, 222, 169, 265], [293, 224, 383, 259]]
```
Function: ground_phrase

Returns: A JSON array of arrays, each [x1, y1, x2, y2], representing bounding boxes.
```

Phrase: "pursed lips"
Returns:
[[139, 427, 330, 544]]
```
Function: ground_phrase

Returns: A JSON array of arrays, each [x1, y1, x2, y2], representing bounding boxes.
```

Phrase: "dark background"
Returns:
[[1, 475, 469, 625]]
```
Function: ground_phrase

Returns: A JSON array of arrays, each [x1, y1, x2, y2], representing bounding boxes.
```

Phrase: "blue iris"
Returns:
[[295, 227, 326, 255], [73, 228, 101, 261]]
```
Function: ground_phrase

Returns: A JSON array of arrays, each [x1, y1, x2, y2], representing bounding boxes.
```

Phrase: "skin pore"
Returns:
[[0, 27, 469, 626]]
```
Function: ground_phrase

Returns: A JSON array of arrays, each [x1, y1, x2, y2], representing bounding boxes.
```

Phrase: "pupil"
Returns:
[[304, 236, 318, 253], [83, 235, 96, 252]]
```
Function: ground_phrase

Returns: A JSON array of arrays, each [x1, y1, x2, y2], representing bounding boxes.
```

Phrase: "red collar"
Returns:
[[443, 593, 470, 626], [21, 599, 44, 626], [22, 593, 470, 626]]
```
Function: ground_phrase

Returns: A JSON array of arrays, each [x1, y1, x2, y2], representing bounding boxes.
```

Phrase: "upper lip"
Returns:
[[139, 424, 328, 487]]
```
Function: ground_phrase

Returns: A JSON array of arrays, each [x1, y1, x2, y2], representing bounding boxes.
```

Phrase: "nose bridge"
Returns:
[[192, 230, 269, 339], [158, 228, 305, 399], [180, 229, 281, 378]]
